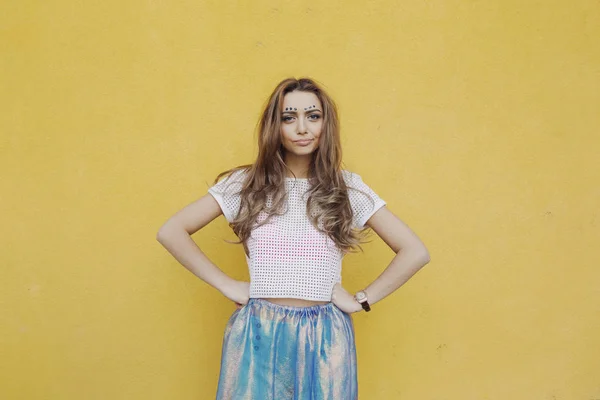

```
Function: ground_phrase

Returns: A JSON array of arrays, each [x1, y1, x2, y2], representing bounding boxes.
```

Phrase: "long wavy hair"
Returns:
[[211, 77, 374, 256]]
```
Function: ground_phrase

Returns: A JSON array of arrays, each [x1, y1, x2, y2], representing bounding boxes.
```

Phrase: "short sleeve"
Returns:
[[344, 171, 387, 229], [207, 169, 247, 223]]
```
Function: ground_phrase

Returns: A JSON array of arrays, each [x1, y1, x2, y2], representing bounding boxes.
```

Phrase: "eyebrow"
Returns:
[[281, 109, 322, 114]]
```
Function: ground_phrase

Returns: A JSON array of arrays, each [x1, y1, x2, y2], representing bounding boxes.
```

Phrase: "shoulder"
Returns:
[[207, 167, 250, 223], [216, 166, 250, 184], [340, 169, 387, 229], [341, 169, 365, 188], [209, 167, 249, 194], [340, 168, 385, 204], [341, 169, 356, 181]]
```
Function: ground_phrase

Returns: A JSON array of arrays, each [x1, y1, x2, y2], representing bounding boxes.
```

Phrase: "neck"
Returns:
[[283, 153, 311, 178]]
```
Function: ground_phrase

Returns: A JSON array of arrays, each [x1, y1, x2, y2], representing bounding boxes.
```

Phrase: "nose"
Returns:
[[297, 118, 308, 134]]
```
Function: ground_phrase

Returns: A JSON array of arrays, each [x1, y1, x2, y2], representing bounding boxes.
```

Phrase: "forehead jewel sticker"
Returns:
[[284, 105, 318, 111]]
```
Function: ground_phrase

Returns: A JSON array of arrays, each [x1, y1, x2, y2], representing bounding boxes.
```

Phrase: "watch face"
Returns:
[[355, 291, 366, 301]]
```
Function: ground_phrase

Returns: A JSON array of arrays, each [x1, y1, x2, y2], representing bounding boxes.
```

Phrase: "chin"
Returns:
[[294, 148, 317, 155]]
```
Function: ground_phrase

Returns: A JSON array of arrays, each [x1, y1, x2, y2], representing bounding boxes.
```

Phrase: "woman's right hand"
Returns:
[[220, 279, 250, 309]]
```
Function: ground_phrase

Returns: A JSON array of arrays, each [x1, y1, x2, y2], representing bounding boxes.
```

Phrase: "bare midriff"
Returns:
[[260, 298, 330, 307]]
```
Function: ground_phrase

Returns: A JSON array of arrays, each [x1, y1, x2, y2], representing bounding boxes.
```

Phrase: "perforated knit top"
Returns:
[[207, 169, 387, 301]]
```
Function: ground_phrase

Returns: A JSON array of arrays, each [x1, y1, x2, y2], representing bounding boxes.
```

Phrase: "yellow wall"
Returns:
[[2, 1, 598, 398]]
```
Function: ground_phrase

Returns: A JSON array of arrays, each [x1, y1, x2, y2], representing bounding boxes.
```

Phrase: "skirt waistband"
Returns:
[[248, 298, 334, 315]]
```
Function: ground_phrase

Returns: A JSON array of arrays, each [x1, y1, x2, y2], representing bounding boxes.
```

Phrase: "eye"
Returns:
[[308, 114, 321, 120], [282, 116, 294, 122]]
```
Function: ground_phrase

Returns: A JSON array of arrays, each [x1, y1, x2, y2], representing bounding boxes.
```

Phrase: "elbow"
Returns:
[[418, 245, 431, 265], [414, 242, 430, 260], [156, 223, 175, 243], [156, 228, 167, 243], [157, 221, 189, 243], [420, 251, 431, 265], [403, 245, 430, 265]]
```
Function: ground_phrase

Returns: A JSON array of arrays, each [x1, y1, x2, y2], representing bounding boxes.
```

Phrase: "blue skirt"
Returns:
[[216, 298, 358, 400]]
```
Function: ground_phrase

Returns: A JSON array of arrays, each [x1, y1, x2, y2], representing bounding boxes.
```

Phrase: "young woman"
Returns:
[[156, 77, 430, 399]]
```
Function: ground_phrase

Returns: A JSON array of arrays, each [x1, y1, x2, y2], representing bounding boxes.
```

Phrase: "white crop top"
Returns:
[[207, 169, 386, 301]]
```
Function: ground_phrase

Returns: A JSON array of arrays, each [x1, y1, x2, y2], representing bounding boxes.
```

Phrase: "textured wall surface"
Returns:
[[1, 1, 599, 399]]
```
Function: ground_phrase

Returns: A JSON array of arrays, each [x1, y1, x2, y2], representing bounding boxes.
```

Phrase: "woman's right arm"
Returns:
[[155, 193, 248, 304]]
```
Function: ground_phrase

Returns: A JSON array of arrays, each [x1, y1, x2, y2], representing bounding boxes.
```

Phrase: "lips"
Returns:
[[294, 139, 313, 145]]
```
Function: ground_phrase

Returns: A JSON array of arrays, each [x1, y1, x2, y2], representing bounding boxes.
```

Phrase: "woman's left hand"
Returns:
[[331, 283, 363, 314]]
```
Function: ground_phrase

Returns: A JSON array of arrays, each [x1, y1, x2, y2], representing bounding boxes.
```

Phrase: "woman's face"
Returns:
[[280, 90, 323, 157]]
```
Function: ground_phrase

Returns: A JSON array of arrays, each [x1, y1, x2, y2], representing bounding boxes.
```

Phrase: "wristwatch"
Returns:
[[354, 290, 371, 312]]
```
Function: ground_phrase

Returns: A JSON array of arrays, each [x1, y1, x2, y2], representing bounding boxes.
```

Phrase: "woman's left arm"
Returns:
[[361, 205, 431, 306], [331, 205, 430, 313]]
